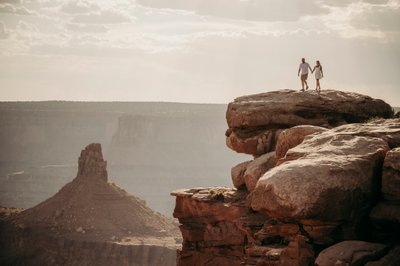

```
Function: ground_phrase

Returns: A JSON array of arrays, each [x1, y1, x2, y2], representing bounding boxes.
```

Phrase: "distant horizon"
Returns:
[[0, 88, 399, 107]]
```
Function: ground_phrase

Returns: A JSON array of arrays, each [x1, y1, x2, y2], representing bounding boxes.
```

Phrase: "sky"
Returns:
[[0, 0, 399, 105]]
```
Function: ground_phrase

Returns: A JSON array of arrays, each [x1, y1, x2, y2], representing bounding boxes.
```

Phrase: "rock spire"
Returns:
[[77, 143, 108, 181]]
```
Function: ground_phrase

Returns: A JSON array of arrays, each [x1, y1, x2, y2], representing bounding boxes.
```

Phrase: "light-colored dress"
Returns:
[[314, 66, 323, 79]]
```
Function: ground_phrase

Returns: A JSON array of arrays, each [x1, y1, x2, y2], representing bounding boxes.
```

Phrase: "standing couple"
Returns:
[[297, 58, 323, 92]]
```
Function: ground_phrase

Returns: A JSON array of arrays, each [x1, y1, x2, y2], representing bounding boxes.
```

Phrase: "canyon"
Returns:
[[0, 102, 246, 216]]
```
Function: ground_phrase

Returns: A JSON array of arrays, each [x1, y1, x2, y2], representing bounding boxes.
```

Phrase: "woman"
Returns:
[[312, 60, 323, 93]]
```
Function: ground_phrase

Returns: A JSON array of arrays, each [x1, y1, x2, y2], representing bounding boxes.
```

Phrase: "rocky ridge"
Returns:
[[172, 90, 400, 265], [0, 143, 181, 266]]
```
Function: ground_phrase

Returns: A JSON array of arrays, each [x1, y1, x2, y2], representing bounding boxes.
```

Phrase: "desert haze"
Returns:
[[0, 101, 247, 216]]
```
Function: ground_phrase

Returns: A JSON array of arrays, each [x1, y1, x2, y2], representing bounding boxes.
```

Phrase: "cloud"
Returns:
[[0, 3, 37, 15], [136, 0, 328, 21], [0, 21, 8, 38], [0, 0, 22, 4], [15, 20, 40, 40], [65, 22, 109, 33], [322, 0, 389, 7], [351, 6, 400, 32], [17, 20, 39, 32], [60, 0, 100, 14], [72, 9, 131, 24], [361, 0, 389, 4]]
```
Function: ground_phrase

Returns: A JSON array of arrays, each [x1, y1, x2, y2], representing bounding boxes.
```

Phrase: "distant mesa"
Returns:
[[1, 143, 180, 266]]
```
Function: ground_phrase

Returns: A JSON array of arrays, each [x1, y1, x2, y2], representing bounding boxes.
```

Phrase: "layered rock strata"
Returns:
[[0, 143, 181, 266], [173, 90, 400, 265], [172, 187, 314, 266]]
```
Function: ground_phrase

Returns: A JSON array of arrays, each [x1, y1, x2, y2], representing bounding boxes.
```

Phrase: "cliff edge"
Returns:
[[173, 89, 400, 266]]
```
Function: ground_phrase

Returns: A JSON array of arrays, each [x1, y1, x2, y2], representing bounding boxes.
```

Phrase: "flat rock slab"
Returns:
[[226, 90, 392, 155]]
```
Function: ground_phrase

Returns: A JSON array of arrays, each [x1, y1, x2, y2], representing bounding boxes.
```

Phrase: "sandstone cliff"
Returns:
[[173, 90, 400, 266], [0, 143, 181, 266]]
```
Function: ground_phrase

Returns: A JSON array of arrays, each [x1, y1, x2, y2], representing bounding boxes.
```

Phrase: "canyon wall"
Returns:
[[0, 222, 177, 266]]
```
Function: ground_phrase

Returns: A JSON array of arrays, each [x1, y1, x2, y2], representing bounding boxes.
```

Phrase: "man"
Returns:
[[297, 58, 312, 91]]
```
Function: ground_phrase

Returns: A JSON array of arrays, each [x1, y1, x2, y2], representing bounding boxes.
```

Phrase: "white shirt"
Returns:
[[299, 62, 310, 75]]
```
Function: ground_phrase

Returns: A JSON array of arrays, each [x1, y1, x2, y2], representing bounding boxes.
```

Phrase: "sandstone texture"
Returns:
[[315, 241, 387, 266], [231, 152, 276, 191], [172, 187, 314, 266], [173, 90, 400, 266], [369, 147, 400, 243], [243, 152, 276, 191], [275, 125, 327, 161], [231, 160, 251, 189], [0, 143, 181, 266], [251, 134, 389, 222], [226, 90, 393, 156], [381, 147, 400, 201]]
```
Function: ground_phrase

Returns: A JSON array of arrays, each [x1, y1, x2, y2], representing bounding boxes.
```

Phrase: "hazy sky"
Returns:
[[0, 0, 399, 105]]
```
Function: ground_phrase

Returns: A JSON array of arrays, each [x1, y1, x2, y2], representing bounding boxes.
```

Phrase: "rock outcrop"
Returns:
[[0, 143, 181, 266], [226, 90, 393, 156], [173, 90, 400, 265]]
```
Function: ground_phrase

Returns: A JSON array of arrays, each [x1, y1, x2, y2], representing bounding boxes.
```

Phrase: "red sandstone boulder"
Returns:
[[243, 152, 276, 191], [275, 125, 327, 161], [251, 133, 389, 223], [226, 128, 282, 156], [226, 90, 393, 156], [231, 160, 251, 189], [231, 152, 276, 191]]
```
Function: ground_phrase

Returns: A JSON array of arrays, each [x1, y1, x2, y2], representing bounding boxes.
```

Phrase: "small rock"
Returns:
[[243, 152, 275, 191], [275, 125, 327, 162], [231, 160, 251, 189]]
